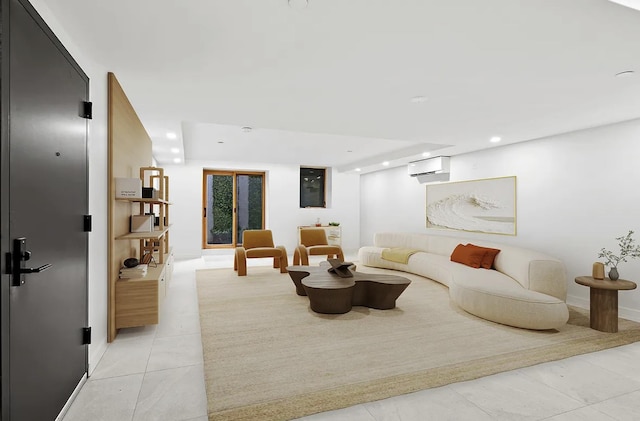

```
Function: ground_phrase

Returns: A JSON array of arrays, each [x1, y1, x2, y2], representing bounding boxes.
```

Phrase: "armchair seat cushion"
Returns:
[[246, 247, 283, 258], [307, 245, 342, 255]]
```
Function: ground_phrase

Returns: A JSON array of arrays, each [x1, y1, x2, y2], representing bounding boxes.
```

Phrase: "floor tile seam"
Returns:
[[133, 324, 161, 421], [87, 370, 148, 382], [357, 403, 378, 420], [144, 361, 204, 375], [130, 364, 206, 421], [151, 331, 202, 345], [537, 404, 599, 421], [154, 330, 203, 340], [446, 386, 496, 419], [584, 357, 640, 385], [515, 363, 628, 406]]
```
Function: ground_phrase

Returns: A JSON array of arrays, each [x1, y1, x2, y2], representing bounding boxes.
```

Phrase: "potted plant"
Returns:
[[597, 230, 640, 280]]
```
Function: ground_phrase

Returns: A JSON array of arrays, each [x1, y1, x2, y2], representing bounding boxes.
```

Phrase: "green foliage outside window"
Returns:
[[211, 175, 233, 242], [247, 176, 263, 230]]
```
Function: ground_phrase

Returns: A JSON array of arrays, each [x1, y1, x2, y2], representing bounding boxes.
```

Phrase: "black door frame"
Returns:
[[0, 0, 90, 419]]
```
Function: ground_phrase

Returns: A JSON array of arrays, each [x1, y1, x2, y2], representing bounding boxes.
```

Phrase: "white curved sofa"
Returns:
[[358, 232, 569, 330]]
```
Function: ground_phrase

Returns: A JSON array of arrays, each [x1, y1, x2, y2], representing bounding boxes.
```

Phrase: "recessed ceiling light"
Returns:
[[166, 132, 177, 140], [217, 141, 224, 144], [382, 161, 390, 166], [615, 70, 635, 78], [410, 96, 428, 104], [170, 147, 180, 154], [422, 152, 431, 158], [347, 150, 353, 153], [173, 158, 181, 163], [490, 136, 502, 143], [355, 168, 361, 172], [241, 126, 252, 133]]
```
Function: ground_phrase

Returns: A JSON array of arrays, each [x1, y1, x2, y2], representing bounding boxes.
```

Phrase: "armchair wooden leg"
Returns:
[[273, 257, 280, 269], [337, 250, 345, 262], [293, 247, 301, 265], [297, 246, 310, 266], [280, 253, 289, 273], [235, 248, 247, 276], [276, 246, 288, 273]]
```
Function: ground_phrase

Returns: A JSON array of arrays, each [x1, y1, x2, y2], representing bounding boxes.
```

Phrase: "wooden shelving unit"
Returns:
[[113, 166, 173, 332]]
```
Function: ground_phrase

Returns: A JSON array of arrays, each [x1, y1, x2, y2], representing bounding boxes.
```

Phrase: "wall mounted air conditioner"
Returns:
[[408, 156, 450, 183]]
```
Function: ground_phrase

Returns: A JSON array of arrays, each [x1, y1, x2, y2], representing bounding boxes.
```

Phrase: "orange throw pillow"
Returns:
[[467, 244, 501, 269], [450, 244, 486, 268]]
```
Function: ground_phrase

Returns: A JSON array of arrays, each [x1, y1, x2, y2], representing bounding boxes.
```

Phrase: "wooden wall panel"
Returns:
[[107, 72, 153, 342]]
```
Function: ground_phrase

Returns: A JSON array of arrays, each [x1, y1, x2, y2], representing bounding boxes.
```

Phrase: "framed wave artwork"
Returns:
[[425, 176, 516, 235]]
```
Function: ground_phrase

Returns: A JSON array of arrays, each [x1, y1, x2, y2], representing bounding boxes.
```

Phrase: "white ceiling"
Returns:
[[42, 0, 640, 173]]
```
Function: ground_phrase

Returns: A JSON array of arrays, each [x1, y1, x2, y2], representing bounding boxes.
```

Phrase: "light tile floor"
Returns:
[[64, 256, 640, 421]]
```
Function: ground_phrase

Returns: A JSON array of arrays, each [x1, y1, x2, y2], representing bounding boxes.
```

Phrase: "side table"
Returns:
[[574, 276, 637, 333]]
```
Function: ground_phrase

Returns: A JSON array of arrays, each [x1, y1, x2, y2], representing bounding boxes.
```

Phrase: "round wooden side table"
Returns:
[[575, 276, 637, 333]]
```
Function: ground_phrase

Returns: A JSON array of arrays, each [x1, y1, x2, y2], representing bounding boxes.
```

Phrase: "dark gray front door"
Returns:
[[1, 0, 90, 419]]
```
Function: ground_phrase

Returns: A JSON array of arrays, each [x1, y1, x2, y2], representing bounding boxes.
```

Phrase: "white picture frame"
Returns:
[[425, 176, 516, 235]]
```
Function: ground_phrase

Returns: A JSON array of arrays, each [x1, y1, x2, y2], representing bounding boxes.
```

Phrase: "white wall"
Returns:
[[164, 161, 360, 259], [30, 0, 109, 372], [361, 118, 640, 322]]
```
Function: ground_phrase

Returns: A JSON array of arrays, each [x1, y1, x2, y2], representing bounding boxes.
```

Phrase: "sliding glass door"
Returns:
[[203, 170, 265, 248]]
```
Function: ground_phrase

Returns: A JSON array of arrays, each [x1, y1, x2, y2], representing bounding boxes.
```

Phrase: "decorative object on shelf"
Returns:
[[592, 262, 605, 280], [123, 257, 139, 268], [328, 221, 340, 226], [115, 177, 142, 198], [130, 215, 154, 233], [597, 230, 640, 281]]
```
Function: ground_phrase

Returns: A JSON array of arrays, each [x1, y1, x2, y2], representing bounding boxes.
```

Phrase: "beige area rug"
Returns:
[[196, 266, 640, 421]]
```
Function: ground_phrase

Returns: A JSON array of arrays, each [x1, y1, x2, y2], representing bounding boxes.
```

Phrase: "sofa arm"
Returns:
[[528, 260, 567, 301]]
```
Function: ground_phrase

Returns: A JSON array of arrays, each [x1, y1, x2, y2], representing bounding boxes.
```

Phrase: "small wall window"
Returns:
[[300, 167, 326, 208]]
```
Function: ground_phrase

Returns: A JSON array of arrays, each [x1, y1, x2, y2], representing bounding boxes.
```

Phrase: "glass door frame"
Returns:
[[202, 170, 266, 249]]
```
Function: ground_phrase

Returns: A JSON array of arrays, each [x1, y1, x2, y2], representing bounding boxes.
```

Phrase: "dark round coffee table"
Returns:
[[287, 263, 411, 314]]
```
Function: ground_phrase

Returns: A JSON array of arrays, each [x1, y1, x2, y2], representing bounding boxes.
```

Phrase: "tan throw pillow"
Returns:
[[467, 244, 501, 269], [450, 244, 486, 268]]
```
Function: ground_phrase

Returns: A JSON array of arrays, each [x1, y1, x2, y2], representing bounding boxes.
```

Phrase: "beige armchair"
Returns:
[[234, 230, 288, 276], [293, 228, 344, 265]]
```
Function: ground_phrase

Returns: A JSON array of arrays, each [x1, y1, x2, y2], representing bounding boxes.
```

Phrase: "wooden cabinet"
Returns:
[[114, 166, 172, 330], [115, 250, 174, 329]]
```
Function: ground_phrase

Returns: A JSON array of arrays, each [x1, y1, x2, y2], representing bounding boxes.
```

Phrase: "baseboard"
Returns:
[[88, 338, 108, 376], [567, 294, 640, 323]]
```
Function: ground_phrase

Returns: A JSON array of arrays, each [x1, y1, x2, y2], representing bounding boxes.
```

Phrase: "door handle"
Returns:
[[21, 263, 52, 274], [10, 237, 52, 286]]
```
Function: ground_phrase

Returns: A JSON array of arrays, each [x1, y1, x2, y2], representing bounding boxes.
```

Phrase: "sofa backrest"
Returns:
[[372, 232, 567, 300]]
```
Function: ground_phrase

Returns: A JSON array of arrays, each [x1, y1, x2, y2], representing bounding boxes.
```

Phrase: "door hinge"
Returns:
[[84, 215, 92, 232], [82, 327, 91, 345], [82, 101, 93, 119]]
